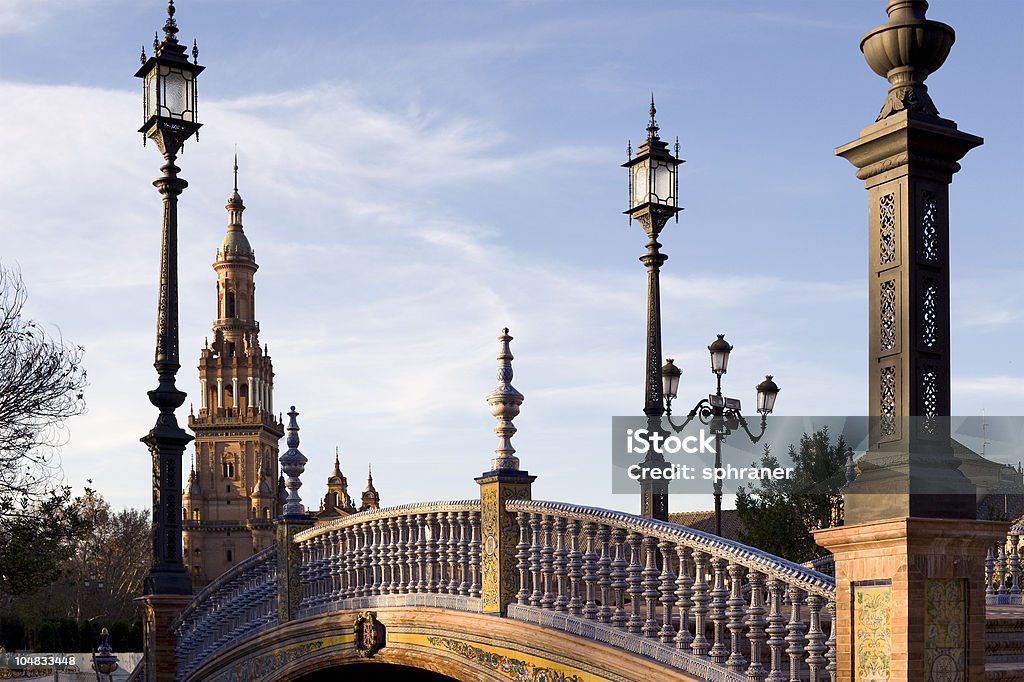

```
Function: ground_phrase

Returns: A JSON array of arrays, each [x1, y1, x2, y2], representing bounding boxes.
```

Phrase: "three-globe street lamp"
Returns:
[[135, 0, 203, 596], [662, 335, 780, 536], [624, 97, 683, 521]]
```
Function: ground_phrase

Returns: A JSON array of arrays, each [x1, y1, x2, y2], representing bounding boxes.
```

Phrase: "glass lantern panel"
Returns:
[[631, 160, 650, 208], [159, 66, 189, 119], [652, 160, 674, 205], [145, 70, 159, 120], [711, 350, 730, 374]]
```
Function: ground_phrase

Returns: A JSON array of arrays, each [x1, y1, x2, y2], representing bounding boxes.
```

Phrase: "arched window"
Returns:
[[226, 290, 236, 318], [222, 461, 235, 478], [263, 507, 270, 519]]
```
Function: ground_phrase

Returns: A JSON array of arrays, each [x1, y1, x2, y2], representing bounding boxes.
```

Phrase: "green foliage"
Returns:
[[0, 485, 94, 595], [736, 427, 848, 564]]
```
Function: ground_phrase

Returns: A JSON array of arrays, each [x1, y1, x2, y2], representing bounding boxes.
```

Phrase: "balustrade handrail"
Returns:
[[173, 545, 275, 631], [508, 499, 836, 600], [293, 499, 482, 542]]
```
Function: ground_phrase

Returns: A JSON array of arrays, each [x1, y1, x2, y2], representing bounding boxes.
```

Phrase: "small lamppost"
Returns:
[[136, 0, 203, 596], [624, 97, 683, 521], [91, 628, 118, 681], [663, 334, 779, 536]]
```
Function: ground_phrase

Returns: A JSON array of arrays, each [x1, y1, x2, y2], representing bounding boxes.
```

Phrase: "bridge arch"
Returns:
[[186, 607, 707, 682]]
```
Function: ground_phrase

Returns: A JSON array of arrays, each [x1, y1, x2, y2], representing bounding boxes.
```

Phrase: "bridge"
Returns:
[[162, 501, 1023, 682], [171, 498, 838, 682]]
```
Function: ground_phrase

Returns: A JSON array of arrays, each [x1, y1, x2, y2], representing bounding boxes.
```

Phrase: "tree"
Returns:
[[0, 265, 87, 500], [735, 427, 848, 564], [0, 264, 90, 595], [1, 489, 151, 647]]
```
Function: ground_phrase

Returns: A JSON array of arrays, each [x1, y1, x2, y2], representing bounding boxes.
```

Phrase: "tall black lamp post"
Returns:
[[662, 335, 779, 536], [624, 97, 682, 521], [136, 0, 203, 597]]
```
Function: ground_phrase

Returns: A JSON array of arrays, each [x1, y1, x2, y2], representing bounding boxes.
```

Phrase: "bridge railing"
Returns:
[[292, 500, 483, 617], [173, 546, 277, 681], [986, 524, 1023, 605], [507, 500, 837, 682]]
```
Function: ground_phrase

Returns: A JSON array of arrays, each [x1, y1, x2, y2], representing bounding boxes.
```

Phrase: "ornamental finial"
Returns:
[[485, 327, 524, 471], [279, 406, 308, 516], [233, 149, 239, 193], [861, 0, 953, 120], [192, 38, 199, 65], [646, 93, 659, 141], [163, 0, 179, 44]]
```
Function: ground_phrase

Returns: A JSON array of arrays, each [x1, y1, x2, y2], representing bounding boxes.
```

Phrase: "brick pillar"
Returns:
[[139, 594, 191, 682], [816, 518, 1007, 682], [277, 515, 314, 623], [477, 471, 535, 615]]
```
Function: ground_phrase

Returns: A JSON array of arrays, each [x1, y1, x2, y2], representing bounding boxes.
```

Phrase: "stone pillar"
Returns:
[[815, 519, 1006, 682], [139, 594, 191, 682], [820, 4, 1004, 682], [837, 0, 981, 523], [477, 328, 536, 615], [277, 515, 314, 622]]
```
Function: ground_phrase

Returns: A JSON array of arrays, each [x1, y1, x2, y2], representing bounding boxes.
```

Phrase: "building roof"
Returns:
[[668, 509, 745, 542]]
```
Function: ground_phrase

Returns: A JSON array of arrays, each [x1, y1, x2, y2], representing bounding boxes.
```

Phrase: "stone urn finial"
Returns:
[[486, 327, 524, 472], [860, 0, 955, 120], [279, 405, 308, 516]]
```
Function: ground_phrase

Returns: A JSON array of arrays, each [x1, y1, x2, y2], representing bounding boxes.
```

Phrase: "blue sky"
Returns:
[[1, 1, 1022, 514]]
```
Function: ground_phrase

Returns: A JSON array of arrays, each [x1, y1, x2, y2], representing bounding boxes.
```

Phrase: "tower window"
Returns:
[[226, 549, 233, 563], [222, 461, 235, 478], [226, 291, 236, 318]]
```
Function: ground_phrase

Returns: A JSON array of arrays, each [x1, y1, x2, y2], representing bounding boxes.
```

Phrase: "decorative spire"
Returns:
[[646, 93, 660, 141], [192, 38, 199, 65], [485, 327, 524, 471], [162, 0, 179, 45], [861, 0, 954, 120], [361, 464, 379, 509], [278, 406, 308, 516]]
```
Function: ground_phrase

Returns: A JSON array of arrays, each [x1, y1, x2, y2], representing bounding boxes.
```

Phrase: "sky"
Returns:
[[1, 0, 1022, 516]]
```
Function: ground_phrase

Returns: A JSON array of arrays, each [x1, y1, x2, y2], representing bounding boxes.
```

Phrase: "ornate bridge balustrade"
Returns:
[[986, 524, 1023, 606], [292, 501, 483, 617], [507, 500, 838, 682], [173, 546, 277, 680]]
